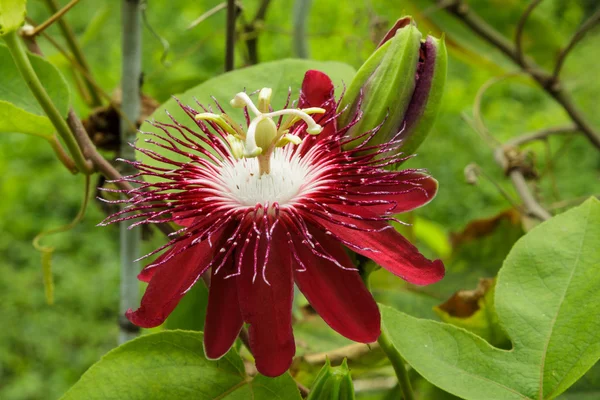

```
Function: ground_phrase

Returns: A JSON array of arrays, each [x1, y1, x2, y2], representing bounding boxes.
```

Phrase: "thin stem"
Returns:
[[188, 2, 228, 30], [299, 342, 379, 366], [48, 135, 78, 173], [377, 331, 415, 400], [472, 73, 523, 148], [119, 0, 144, 344], [553, 7, 600, 80], [225, 0, 236, 71], [42, 0, 102, 107], [33, 174, 91, 304], [242, 0, 272, 64], [3, 31, 93, 174], [26, 0, 80, 37], [508, 170, 551, 220], [292, 0, 312, 58], [514, 0, 543, 65], [360, 259, 414, 399], [505, 125, 578, 147]]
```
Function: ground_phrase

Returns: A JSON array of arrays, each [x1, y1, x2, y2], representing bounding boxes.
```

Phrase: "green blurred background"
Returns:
[[1, 0, 599, 398]]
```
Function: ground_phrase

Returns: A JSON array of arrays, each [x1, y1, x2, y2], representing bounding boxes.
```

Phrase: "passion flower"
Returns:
[[102, 70, 444, 377]]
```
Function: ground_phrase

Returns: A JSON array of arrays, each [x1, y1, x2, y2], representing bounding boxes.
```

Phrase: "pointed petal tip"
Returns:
[[137, 268, 154, 283], [125, 307, 165, 329], [350, 321, 381, 344], [404, 258, 445, 286]]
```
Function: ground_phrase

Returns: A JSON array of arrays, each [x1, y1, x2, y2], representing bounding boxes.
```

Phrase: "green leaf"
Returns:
[[380, 198, 600, 400], [0, 43, 70, 136], [61, 330, 301, 400], [0, 100, 53, 137], [0, 0, 26, 36], [138, 59, 355, 168]]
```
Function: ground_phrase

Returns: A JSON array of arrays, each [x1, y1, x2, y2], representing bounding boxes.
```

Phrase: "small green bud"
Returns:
[[338, 17, 447, 157], [307, 358, 355, 400]]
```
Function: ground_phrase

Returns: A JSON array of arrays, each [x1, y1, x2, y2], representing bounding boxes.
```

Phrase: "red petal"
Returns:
[[171, 212, 196, 227], [300, 70, 334, 108], [126, 229, 227, 328], [204, 258, 244, 360], [346, 173, 438, 215], [298, 70, 337, 145], [305, 205, 445, 285], [236, 227, 295, 377], [293, 227, 380, 342], [137, 241, 186, 283]]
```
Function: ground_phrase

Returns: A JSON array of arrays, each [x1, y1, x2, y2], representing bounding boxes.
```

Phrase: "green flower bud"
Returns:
[[307, 358, 355, 400], [338, 17, 447, 156]]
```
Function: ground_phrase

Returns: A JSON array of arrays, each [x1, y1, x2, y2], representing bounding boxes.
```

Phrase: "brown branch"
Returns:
[[48, 134, 77, 173], [505, 125, 578, 147], [490, 126, 578, 221], [225, 0, 237, 71], [439, 0, 600, 150], [298, 342, 379, 366], [242, 0, 272, 64], [553, 7, 600, 80], [514, 0, 543, 65]]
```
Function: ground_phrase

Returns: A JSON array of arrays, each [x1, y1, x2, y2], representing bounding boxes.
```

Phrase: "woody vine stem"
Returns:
[[119, 0, 143, 344]]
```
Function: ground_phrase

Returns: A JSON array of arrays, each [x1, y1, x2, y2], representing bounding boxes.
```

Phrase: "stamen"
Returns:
[[194, 113, 242, 138], [243, 116, 265, 157], [228, 89, 326, 174], [265, 108, 324, 135], [276, 134, 302, 147], [230, 92, 261, 116]]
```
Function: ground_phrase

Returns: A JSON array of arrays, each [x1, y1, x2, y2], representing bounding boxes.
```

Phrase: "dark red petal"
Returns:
[[137, 240, 187, 283], [299, 70, 337, 144], [299, 70, 335, 108], [305, 205, 445, 285], [293, 227, 380, 343], [126, 229, 227, 328], [236, 226, 295, 377], [171, 212, 196, 227], [204, 258, 244, 360], [346, 173, 438, 215], [377, 17, 413, 48]]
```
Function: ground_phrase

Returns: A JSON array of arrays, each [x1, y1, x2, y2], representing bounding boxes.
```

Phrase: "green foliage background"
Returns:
[[1, 0, 599, 399]]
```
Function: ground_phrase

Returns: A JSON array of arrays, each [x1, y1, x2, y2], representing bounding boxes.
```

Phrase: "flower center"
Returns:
[[219, 147, 310, 207], [195, 87, 325, 175]]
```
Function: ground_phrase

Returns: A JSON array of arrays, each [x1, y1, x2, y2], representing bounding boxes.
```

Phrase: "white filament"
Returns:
[[219, 147, 310, 206]]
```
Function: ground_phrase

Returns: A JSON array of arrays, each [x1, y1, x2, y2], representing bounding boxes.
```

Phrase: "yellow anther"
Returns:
[[276, 134, 303, 147]]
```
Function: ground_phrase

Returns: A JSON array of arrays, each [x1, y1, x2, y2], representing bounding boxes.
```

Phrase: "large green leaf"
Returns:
[[0, 43, 70, 136], [61, 330, 301, 399], [138, 59, 355, 166], [0, 0, 26, 36], [380, 198, 600, 400]]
